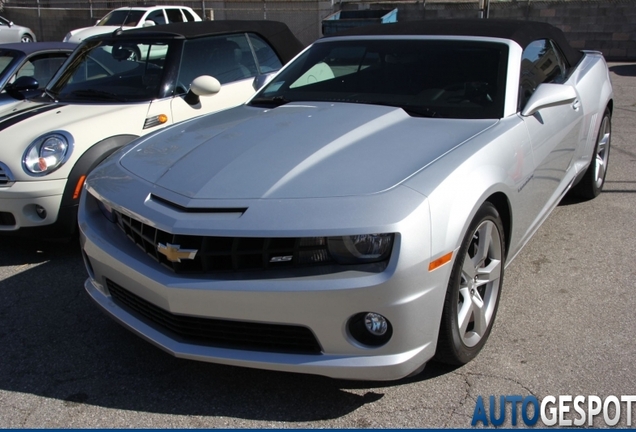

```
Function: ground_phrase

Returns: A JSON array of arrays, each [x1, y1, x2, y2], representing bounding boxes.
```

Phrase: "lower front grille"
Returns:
[[106, 279, 322, 355], [0, 212, 16, 226]]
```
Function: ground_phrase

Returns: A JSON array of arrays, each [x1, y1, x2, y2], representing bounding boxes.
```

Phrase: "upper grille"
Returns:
[[106, 279, 322, 355], [0, 163, 15, 187], [113, 210, 334, 274]]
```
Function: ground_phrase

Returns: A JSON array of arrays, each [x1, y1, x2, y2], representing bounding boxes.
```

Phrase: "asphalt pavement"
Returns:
[[0, 62, 635, 428]]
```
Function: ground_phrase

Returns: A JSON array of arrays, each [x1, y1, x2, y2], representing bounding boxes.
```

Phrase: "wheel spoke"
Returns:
[[471, 293, 488, 337], [462, 254, 476, 280], [457, 287, 473, 335], [474, 223, 493, 266], [598, 132, 610, 153], [476, 259, 502, 286], [595, 153, 606, 183]]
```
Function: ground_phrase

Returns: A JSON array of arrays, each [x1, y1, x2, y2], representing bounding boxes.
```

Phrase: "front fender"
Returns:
[[404, 116, 528, 266], [60, 134, 138, 209]]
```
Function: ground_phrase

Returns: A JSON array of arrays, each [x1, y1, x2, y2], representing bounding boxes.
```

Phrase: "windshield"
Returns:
[[0, 51, 19, 76], [252, 39, 508, 119], [97, 10, 146, 27], [48, 39, 172, 103]]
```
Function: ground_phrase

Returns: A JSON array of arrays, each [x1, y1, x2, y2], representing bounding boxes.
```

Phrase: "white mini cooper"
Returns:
[[0, 20, 303, 237]]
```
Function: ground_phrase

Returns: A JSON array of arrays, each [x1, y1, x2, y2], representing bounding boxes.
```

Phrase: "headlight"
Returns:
[[327, 234, 394, 264], [23, 132, 73, 175]]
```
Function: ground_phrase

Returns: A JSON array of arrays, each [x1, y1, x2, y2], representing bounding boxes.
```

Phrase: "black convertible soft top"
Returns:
[[109, 20, 304, 64], [323, 19, 582, 67]]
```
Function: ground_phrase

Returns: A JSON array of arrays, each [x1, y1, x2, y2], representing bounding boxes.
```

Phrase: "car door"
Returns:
[[519, 40, 584, 232], [170, 33, 260, 124]]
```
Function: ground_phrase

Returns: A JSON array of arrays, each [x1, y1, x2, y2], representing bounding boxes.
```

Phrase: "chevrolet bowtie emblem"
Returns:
[[157, 243, 198, 263]]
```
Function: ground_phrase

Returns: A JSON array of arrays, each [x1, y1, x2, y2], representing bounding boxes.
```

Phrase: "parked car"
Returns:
[[63, 5, 201, 43], [0, 42, 75, 107], [0, 15, 36, 43], [0, 20, 303, 237], [78, 20, 613, 381]]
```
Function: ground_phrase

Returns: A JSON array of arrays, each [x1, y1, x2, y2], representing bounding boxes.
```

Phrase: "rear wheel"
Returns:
[[572, 107, 611, 199], [435, 202, 505, 365]]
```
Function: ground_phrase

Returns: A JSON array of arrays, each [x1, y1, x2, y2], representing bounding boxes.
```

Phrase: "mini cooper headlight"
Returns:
[[327, 234, 394, 265], [23, 132, 73, 175]]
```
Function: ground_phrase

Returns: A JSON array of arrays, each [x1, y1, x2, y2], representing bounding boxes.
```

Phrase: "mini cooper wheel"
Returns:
[[435, 202, 505, 365], [572, 107, 611, 200]]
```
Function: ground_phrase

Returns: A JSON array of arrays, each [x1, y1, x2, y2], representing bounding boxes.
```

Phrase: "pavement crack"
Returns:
[[445, 371, 474, 428], [462, 370, 537, 397]]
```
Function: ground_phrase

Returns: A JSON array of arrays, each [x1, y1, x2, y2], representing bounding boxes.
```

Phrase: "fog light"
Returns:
[[35, 205, 47, 219], [348, 312, 393, 347], [364, 312, 388, 336]]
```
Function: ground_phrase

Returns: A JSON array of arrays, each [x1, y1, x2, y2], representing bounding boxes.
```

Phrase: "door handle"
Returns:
[[572, 99, 581, 111]]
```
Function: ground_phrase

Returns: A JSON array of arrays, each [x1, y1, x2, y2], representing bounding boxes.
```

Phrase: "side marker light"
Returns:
[[428, 251, 453, 272]]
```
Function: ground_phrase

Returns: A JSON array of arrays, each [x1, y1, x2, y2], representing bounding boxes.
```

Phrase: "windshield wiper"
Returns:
[[400, 106, 439, 118], [250, 95, 289, 108], [345, 99, 440, 118], [69, 89, 128, 102]]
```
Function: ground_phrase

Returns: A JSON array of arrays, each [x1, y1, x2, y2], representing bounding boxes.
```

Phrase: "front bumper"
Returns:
[[80, 186, 452, 381], [0, 179, 66, 232]]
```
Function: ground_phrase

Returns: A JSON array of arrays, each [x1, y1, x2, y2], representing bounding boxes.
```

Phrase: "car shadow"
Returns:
[[0, 236, 452, 422], [609, 64, 636, 77]]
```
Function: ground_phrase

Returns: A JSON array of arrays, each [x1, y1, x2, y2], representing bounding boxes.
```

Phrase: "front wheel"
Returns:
[[435, 202, 505, 365], [571, 107, 611, 200], [21, 34, 34, 43]]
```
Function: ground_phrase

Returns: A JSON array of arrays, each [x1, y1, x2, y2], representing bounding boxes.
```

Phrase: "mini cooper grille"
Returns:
[[113, 210, 334, 274], [0, 163, 15, 187], [106, 279, 322, 354]]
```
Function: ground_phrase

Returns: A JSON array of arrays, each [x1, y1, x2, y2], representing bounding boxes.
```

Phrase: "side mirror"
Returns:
[[521, 83, 577, 117], [252, 73, 275, 91], [8, 21, 14, 27], [184, 75, 221, 106], [6, 76, 39, 99], [142, 20, 156, 27]]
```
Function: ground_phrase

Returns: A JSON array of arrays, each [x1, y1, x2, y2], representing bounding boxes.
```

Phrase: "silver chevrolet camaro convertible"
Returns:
[[79, 19, 613, 381]]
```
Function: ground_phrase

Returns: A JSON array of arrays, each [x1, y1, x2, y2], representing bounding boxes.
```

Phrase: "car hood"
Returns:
[[0, 100, 145, 137], [119, 102, 498, 199]]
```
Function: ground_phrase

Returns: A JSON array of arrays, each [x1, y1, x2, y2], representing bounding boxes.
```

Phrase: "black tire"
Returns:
[[435, 202, 505, 365], [571, 107, 611, 200], [21, 34, 34, 43]]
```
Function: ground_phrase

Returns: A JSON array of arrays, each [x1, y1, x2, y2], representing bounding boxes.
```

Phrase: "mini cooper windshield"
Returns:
[[48, 39, 173, 102], [0, 50, 19, 76], [252, 39, 508, 119]]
